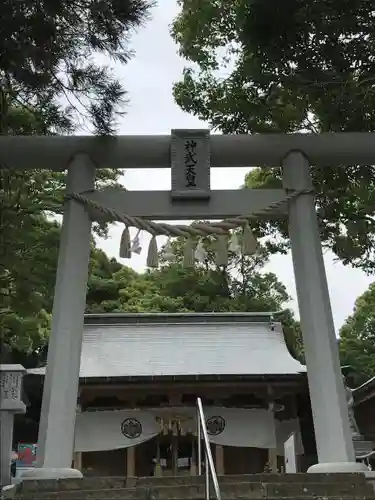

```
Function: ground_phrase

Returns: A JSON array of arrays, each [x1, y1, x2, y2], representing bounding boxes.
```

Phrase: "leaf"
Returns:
[[172, 0, 375, 271], [339, 283, 375, 385]]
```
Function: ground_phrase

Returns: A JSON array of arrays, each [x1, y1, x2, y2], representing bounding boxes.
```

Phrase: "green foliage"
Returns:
[[156, 237, 302, 358], [0, 0, 304, 361], [0, 0, 154, 358], [172, 0, 375, 272], [158, 235, 290, 308], [0, 218, 57, 359], [1, 208, 303, 364], [0, 0, 154, 352], [340, 283, 375, 386], [0, 215, 115, 359], [0, 164, 122, 359], [83, 232, 304, 360], [0, 98, 124, 361], [86, 229, 299, 320], [0, 0, 153, 134]]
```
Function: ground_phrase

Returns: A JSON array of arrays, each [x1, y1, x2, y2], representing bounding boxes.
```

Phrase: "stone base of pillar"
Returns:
[[19, 468, 83, 480], [154, 463, 163, 477], [365, 471, 375, 492], [308, 462, 368, 473], [190, 463, 197, 476]]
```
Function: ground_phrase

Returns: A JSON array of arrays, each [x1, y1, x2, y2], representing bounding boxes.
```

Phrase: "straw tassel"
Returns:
[[119, 226, 131, 258], [215, 234, 228, 266], [242, 223, 258, 255], [147, 235, 159, 267], [183, 239, 195, 267]]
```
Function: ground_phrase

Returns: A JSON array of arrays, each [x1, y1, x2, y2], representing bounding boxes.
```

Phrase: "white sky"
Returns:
[[96, 0, 373, 332]]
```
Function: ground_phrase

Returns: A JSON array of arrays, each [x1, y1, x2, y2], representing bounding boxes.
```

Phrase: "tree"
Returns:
[[0, 108, 122, 359], [157, 237, 303, 359], [339, 283, 375, 386], [171, 0, 375, 272], [83, 229, 304, 360], [0, 216, 58, 358], [1, 221, 303, 364], [0, 149, 122, 360], [0, 0, 153, 357], [156, 236, 288, 307], [83, 236, 300, 359], [0, 216, 123, 363], [0, 0, 153, 135], [0, 0, 152, 310]]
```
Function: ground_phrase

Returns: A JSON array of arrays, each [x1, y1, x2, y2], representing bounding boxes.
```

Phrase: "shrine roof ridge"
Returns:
[[27, 316, 306, 379], [83, 312, 277, 325]]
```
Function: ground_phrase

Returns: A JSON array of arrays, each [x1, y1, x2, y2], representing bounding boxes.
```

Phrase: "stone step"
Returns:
[[17, 473, 369, 493], [13, 496, 375, 500], [133, 473, 369, 487], [14, 481, 375, 500]]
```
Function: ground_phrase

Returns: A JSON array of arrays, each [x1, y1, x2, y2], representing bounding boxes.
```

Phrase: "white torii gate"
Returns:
[[4, 130, 372, 479]]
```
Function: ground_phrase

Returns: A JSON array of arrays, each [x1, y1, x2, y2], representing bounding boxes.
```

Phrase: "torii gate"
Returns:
[[3, 130, 372, 479]]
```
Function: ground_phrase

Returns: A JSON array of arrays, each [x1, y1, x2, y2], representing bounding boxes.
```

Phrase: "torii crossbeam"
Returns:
[[3, 130, 370, 479]]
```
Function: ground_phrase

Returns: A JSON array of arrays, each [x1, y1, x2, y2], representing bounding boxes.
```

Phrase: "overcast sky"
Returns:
[[95, 0, 373, 331]]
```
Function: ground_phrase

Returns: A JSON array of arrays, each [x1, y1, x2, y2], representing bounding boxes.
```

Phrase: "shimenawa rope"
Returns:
[[65, 189, 313, 267]]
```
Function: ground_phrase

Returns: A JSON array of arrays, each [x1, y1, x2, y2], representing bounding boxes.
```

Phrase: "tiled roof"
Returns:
[[27, 313, 306, 378]]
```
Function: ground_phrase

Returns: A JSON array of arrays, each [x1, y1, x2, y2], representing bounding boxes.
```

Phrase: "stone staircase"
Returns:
[[5, 473, 375, 500]]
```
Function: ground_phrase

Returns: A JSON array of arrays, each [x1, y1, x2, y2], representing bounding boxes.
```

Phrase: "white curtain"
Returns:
[[74, 407, 302, 453], [149, 406, 276, 448], [202, 407, 276, 449], [74, 410, 160, 452]]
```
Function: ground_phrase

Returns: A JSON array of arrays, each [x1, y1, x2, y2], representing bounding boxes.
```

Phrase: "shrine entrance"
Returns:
[[157, 434, 196, 476], [8, 130, 373, 478], [134, 433, 268, 477], [134, 434, 197, 477], [152, 414, 198, 477]]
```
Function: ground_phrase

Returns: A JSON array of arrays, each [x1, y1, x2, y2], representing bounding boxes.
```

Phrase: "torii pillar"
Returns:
[[21, 154, 95, 479], [283, 151, 364, 473]]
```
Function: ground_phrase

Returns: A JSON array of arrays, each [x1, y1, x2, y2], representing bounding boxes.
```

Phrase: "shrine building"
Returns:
[[24, 312, 318, 476]]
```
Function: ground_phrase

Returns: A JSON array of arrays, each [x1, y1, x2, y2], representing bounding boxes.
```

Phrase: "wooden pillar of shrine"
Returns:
[[267, 388, 278, 472], [73, 404, 82, 471], [212, 399, 224, 475], [127, 446, 135, 477], [215, 445, 224, 475], [126, 400, 136, 477], [154, 436, 163, 477]]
